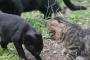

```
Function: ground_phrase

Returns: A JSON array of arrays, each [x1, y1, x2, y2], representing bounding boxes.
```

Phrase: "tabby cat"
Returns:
[[47, 17, 90, 60]]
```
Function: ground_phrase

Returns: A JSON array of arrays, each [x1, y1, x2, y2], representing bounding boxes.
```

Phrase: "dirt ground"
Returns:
[[26, 39, 65, 60]]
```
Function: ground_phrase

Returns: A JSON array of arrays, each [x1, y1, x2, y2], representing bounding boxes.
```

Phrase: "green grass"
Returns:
[[0, 43, 19, 60], [22, 12, 50, 38], [67, 7, 90, 28]]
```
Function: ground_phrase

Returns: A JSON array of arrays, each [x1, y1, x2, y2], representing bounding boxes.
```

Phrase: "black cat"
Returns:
[[0, 0, 86, 18], [0, 11, 43, 60]]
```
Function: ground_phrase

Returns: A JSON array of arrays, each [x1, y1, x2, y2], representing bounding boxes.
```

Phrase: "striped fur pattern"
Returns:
[[47, 17, 90, 60]]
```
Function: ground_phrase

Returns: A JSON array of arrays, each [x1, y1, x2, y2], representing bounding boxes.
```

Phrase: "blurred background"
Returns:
[[0, 0, 90, 60]]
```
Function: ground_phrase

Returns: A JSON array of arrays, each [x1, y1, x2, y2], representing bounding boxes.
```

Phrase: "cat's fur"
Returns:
[[47, 17, 90, 60]]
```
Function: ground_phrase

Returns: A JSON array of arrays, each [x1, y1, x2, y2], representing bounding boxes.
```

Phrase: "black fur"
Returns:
[[0, 0, 87, 18], [63, 0, 86, 10], [0, 11, 43, 60]]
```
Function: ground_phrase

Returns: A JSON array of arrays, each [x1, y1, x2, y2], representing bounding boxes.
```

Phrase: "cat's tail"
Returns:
[[63, 0, 87, 10]]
